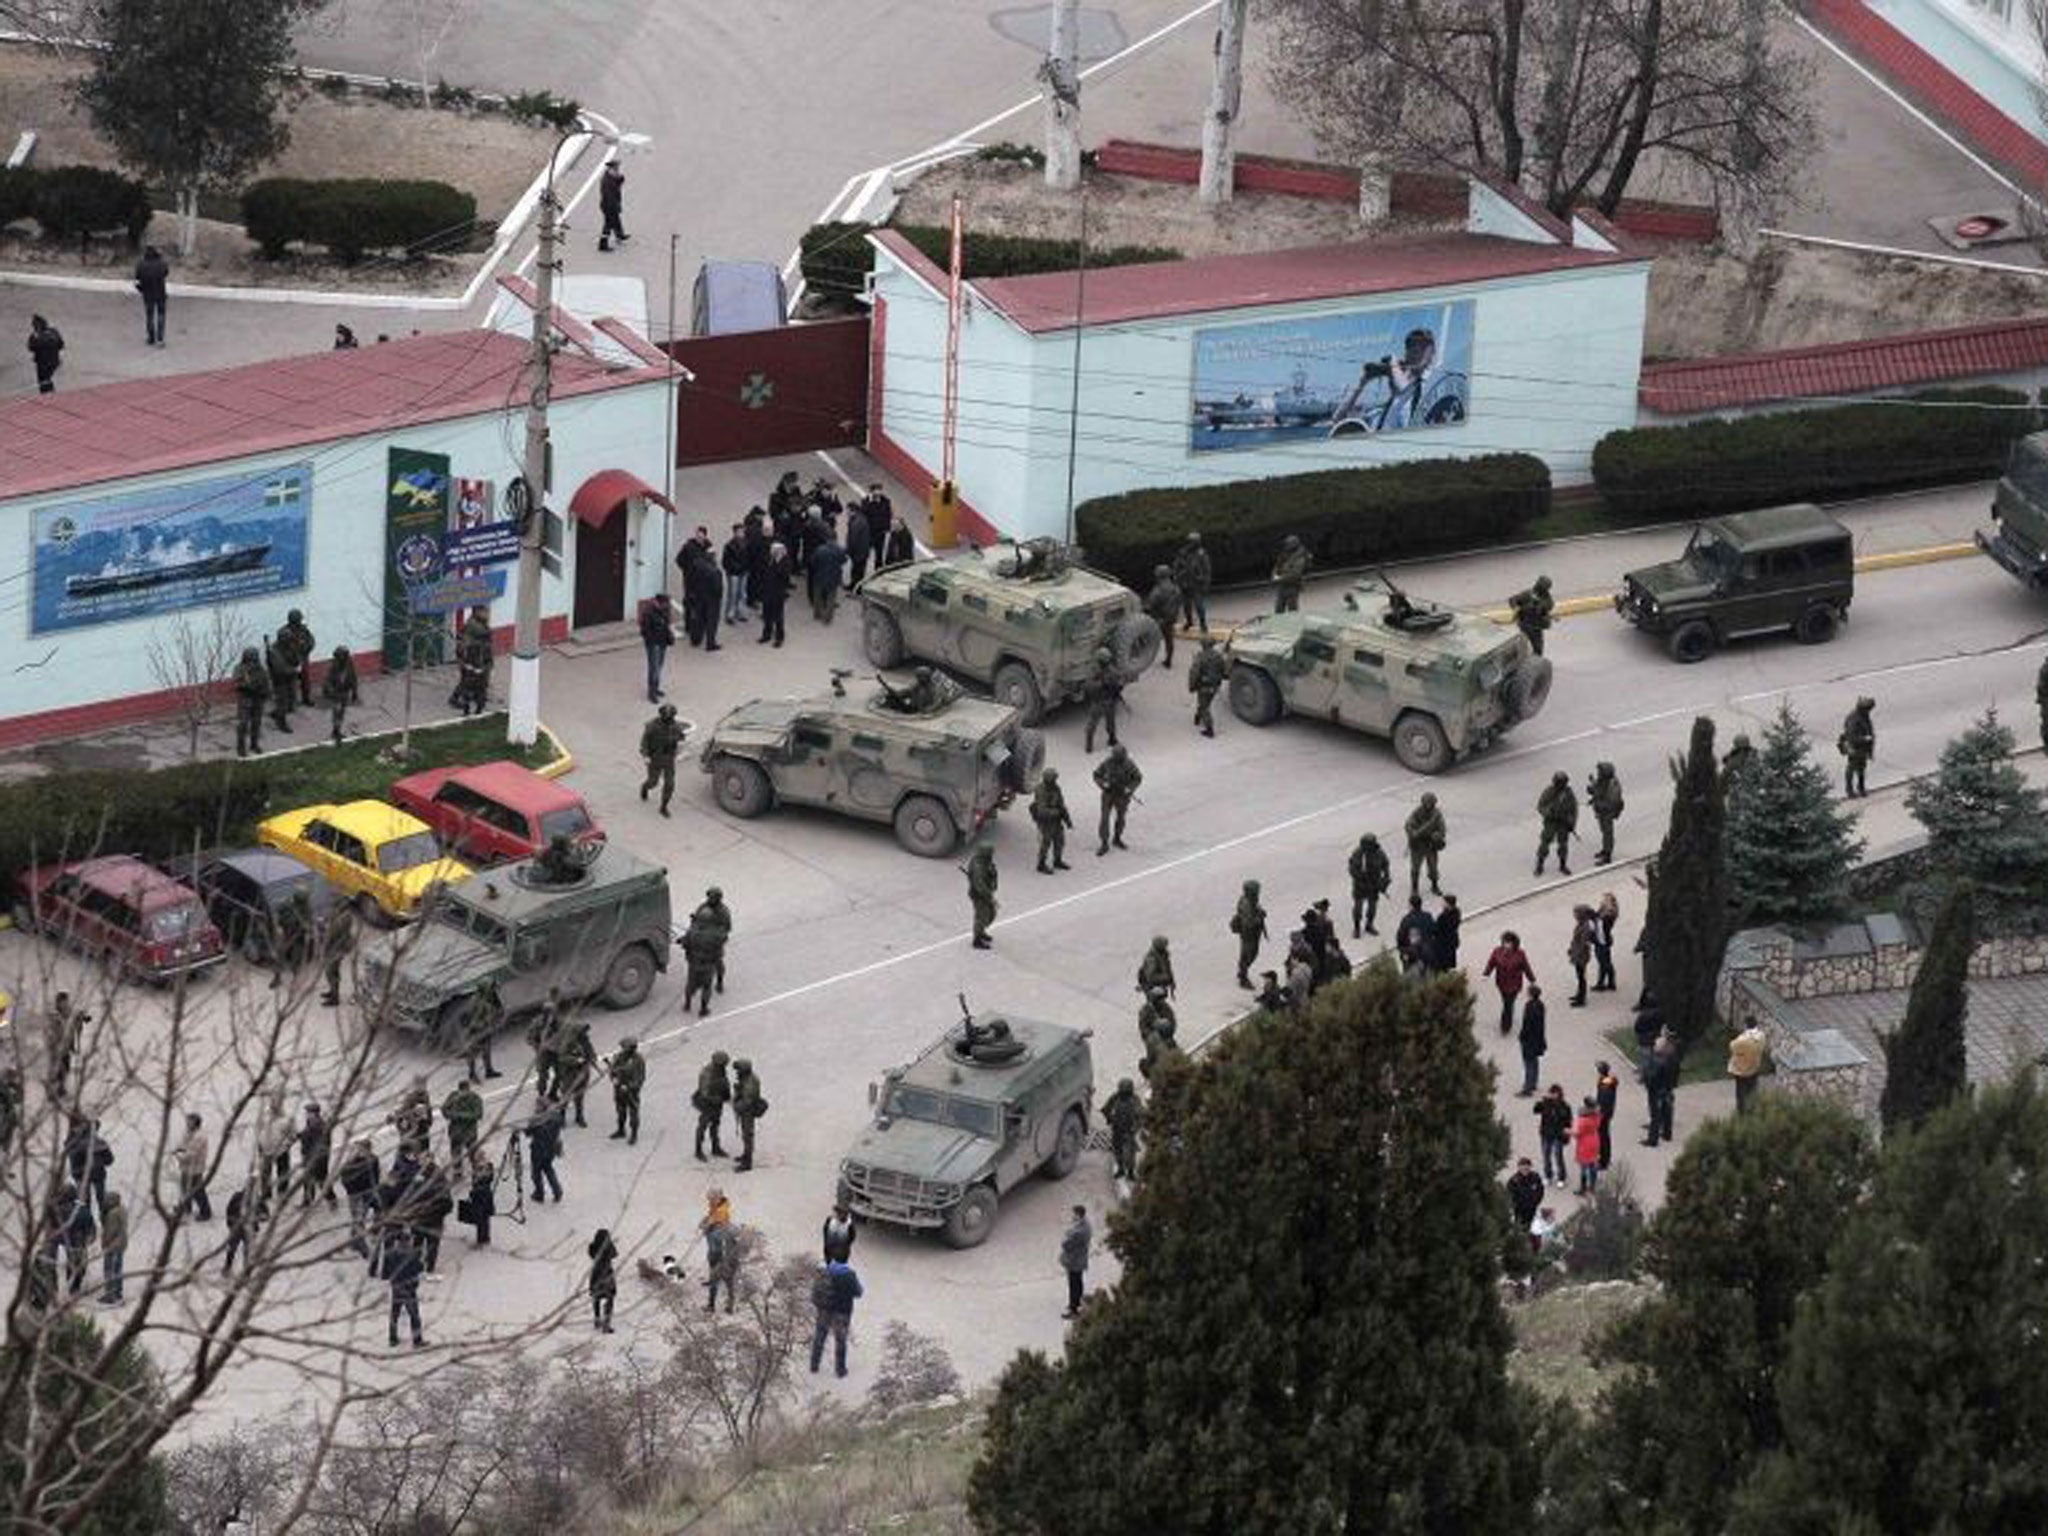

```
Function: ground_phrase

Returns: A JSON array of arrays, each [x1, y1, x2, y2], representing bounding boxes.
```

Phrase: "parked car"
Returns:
[[390, 760, 603, 867], [166, 848, 337, 964], [11, 855, 226, 983], [1615, 503, 1854, 663], [257, 800, 471, 922]]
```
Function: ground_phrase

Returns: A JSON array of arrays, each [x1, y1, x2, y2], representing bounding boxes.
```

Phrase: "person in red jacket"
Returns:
[[1483, 931, 1536, 1037], [1572, 1095, 1604, 1196]]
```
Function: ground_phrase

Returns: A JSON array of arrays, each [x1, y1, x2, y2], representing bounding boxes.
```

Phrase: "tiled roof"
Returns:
[[873, 228, 1637, 336], [0, 329, 663, 503], [1638, 317, 2048, 414]]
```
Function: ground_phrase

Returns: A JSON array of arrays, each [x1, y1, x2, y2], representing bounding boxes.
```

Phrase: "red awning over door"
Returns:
[[568, 468, 675, 527]]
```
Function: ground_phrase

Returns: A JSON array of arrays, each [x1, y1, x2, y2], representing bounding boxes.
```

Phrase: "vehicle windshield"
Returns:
[[2007, 440, 2048, 505], [884, 1084, 1001, 1139], [539, 805, 593, 841], [377, 831, 444, 874], [431, 898, 509, 949], [145, 904, 200, 941], [1681, 529, 1736, 578]]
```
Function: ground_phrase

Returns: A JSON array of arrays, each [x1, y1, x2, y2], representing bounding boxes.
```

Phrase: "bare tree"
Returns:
[[1260, 0, 1817, 223], [377, 0, 477, 105], [655, 1236, 815, 1454], [145, 609, 249, 761]]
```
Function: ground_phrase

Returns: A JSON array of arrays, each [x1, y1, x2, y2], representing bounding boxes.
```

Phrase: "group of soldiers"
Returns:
[[229, 608, 363, 756], [1533, 763, 1627, 875]]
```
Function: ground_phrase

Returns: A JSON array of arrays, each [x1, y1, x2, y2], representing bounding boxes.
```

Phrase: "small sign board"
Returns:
[[444, 521, 521, 567], [409, 568, 507, 615]]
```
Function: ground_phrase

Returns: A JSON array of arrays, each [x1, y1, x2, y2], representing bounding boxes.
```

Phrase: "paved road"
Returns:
[[11, 478, 2048, 1429]]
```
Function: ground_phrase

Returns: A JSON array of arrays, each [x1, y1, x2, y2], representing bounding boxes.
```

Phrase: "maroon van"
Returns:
[[14, 855, 227, 983]]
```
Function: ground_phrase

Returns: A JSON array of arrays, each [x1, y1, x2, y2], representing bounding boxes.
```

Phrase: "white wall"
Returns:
[[0, 377, 670, 726]]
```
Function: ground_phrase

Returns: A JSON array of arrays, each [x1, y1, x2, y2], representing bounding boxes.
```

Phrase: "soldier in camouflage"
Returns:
[[966, 841, 998, 949], [1509, 575, 1555, 656], [1143, 564, 1183, 670], [1404, 793, 1447, 897], [1083, 646, 1123, 753], [639, 703, 689, 817], [1348, 831, 1391, 937], [1535, 770, 1578, 876], [1187, 636, 1227, 736], [1093, 743, 1142, 855], [1230, 879, 1267, 989], [679, 912, 720, 1017], [232, 646, 270, 758], [265, 631, 297, 733], [1030, 767, 1073, 874], [730, 1059, 767, 1172], [1586, 762, 1624, 865], [692, 1051, 732, 1161], [1136, 935, 1176, 998], [1173, 530, 1212, 633], [607, 1036, 645, 1144], [1102, 1078, 1143, 1181], [322, 645, 359, 747], [1271, 534, 1312, 613], [1721, 733, 1756, 784], [451, 610, 494, 717], [279, 608, 316, 705], [1137, 986, 1178, 1079], [1838, 696, 1876, 798]]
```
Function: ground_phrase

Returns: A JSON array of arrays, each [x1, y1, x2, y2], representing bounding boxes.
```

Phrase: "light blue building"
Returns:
[[867, 180, 1649, 544]]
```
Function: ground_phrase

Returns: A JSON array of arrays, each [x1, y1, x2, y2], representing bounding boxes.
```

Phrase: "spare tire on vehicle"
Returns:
[[1107, 614, 1162, 678], [1503, 656, 1553, 722], [1004, 726, 1046, 792]]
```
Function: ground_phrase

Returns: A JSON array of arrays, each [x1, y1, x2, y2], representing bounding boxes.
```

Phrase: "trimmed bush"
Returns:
[[0, 762, 272, 892], [0, 165, 34, 227], [1592, 388, 2036, 520], [798, 219, 1184, 302], [239, 177, 476, 263], [26, 165, 152, 245], [1075, 454, 1551, 589]]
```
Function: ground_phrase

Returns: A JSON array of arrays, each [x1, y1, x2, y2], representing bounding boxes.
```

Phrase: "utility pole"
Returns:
[[1044, 0, 1081, 191], [506, 175, 558, 748], [1198, 0, 1247, 207]]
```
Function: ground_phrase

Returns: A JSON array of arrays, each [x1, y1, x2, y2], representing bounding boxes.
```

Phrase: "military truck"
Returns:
[[698, 670, 1045, 856], [1223, 576, 1552, 773], [1976, 430, 2048, 588], [358, 842, 671, 1048], [1615, 503, 1854, 662], [838, 1005, 1094, 1249], [858, 537, 1162, 722]]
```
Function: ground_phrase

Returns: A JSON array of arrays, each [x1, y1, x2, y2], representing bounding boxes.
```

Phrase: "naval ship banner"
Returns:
[[31, 463, 311, 635], [1189, 299, 1474, 454]]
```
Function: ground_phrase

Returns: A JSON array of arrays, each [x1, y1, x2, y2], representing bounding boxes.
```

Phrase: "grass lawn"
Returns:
[[1602, 1013, 1736, 1089]]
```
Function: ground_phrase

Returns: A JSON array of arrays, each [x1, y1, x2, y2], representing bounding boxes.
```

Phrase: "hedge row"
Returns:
[[1075, 454, 1552, 590], [798, 220, 1182, 302], [0, 165, 152, 244], [0, 762, 272, 894], [1591, 388, 2037, 520], [241, 177, 477, 263]]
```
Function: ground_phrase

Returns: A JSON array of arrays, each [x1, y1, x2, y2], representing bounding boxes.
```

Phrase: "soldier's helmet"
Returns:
[[1243, 878, 1260, 892], [915, 665, 934, 683], [1597, 760, 1613, 776], [1857, 696, 1875, 711], [1152, 935, 1168, 949], [620, 1036, 637, 1049], [1730, 734, 1752, 751], [1184, 530, 1201, 544], [1360, 831, 1378, 844], [1420, 792, 1437, 808], [732, 1058, 752, 1073], [706, 886, 723, 901], [1281, 533, 1301, 549], [711, 1050, 729, 1066], [1154, 564, 1172, 579], [1145, 985, 1167, 1000], [287, 608, 303, 623], [1534, 575, 1553, 592], [1118, 1076, 1134, 1094], [1042, 767, 1059, 780], [332, 645, 350, 661], [659, 702, 677, 719], [1095, 645, 1112, 662], [240, 645, 259, 663], [1110, 743, 1128, 758], [1552, 770, 1569, 786]]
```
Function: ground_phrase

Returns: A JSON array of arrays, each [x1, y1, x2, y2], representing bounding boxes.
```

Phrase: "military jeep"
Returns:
[[1224, 577, 1551, 773], [698, 671, 1045, 856], [359, 842, 671, 1048], [858, 538, 1162, 722], [838, 1007, 1094, 1249], [1976, 430, 2048, 589], [1615, 503, 1854, 662]]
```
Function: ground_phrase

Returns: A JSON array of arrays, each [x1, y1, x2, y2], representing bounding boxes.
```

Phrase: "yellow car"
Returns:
[[257, 800, 472, 921]]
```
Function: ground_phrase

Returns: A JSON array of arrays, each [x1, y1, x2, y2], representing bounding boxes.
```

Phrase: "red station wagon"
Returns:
[[389, 760, 604, 867], [12, 855, 226, 983]]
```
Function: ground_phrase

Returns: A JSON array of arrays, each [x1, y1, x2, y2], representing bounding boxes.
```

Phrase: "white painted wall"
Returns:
[[0, 378, 670, 725]]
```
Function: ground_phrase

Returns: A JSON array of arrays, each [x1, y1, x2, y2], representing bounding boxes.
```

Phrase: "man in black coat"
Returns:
[[134, 245, 169, 346], [687, 550, 724, 651]]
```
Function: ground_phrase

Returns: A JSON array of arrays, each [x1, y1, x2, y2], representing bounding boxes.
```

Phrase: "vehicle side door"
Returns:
[[327, 827, 378, 903], [502, 923, 556, 1014], [773, 719, 836, 807], [43, 873, 93, 948], [209, 865, 263, 951], [993, 1099, 1035, 1191], [1285, 630, 1342, 719], [1337, 642, 1396, 732], [1723, 546, 1784, 637], [293, 819, 346, 891], [88, 885, 143, 968], [904, 571, 952, 661], [545, 907, 608, 998], [836, 727, 897, 817]]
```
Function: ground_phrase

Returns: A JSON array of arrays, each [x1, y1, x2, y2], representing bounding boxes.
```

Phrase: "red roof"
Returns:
[[569, 467, 675, 527], [0, 329, 664, 503], [1639, 317, 2048, 414], [871, 229, 1636, 335]]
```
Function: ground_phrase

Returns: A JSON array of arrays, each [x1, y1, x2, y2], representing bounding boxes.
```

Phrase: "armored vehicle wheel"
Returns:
[[1794, 604, 1839, 645], [1004, 727, 1046, 793], [710, 756, 773, 818], [941, 1184, 1000, 1249], [1391, 712, 1452, 775], [600, 942, 658, 1008], [1228, 666, 1283, 725], [993, 660, 1044, 723], [1043, 1109, 1085, 1179], [1108, 614, 1162, 677], [893, 794, 959, 858], [1668, 621, 1716, 664], [1504, 657, 1553, 722], [863, 606, 906, 668]]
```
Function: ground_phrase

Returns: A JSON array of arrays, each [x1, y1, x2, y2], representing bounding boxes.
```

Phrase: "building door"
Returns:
[[573, 505, 627, 628]]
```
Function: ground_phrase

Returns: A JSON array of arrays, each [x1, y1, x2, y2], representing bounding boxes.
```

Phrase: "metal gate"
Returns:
[[666, 316, 870, 466]]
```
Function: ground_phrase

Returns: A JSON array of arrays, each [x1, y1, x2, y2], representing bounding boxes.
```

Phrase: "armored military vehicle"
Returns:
[[1616, 503, 1854, 662], [1224, 575, 1551, 773], [858, 537, 1162, 722], [359, 841, 671, 1047], [1976, 430, 2048, 588], [698, 670, 1045, 856], [838, 1003, 1094, 1248]]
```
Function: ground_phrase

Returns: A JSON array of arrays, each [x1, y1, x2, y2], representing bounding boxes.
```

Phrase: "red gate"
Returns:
[[665, 316, 870, 466]]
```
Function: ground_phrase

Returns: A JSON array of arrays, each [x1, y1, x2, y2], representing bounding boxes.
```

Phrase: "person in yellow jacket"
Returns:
[[1727, 1023, 1768, 1114]]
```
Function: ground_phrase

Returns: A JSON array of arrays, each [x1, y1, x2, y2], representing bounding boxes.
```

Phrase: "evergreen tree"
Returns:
[[1537, 1100, 1874, 1536], [1725, 701, 1863, 928], [1644, 716, 1729, 1053], [1729, 1079, 2048, 1535], [1878, 882, 1973, 1135], [0, 1315, 171, 1532], [1905, 706, 2048, 900], [969, 965, 1536, 1535]]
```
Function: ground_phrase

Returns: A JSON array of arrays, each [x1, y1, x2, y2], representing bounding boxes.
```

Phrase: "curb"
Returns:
[[534, 720, 576, 779]]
